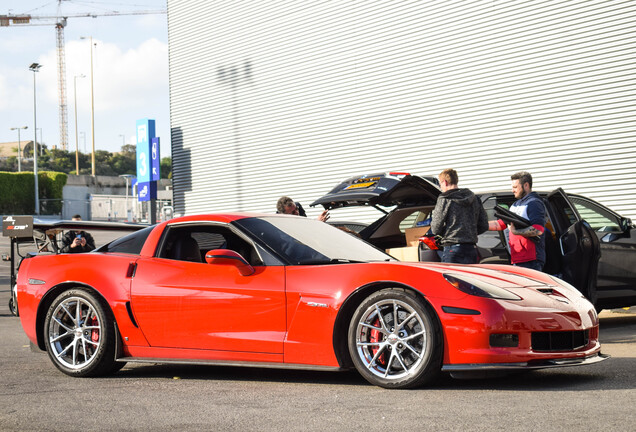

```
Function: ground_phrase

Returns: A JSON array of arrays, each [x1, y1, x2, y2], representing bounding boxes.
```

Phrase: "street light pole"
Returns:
[[119, 134, 126, 149], [73, 74, 85, 175], [29, 62, 42, 215], [80, 131, 86, 153], [10, 126, 28, 172], [80, 36, 96, 176], [36, 128, 43, 155], [119, 174, 134, 221]]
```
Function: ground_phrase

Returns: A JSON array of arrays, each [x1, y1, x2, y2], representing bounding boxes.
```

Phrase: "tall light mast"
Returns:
[[55, 12, 69, 150]]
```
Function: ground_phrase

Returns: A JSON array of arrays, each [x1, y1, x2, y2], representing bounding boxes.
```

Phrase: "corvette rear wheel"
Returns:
[[44, 289, 118, 377], [348, 288, 441, 389]]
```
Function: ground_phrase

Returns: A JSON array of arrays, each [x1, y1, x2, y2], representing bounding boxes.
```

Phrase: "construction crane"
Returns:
[[1, 1, 166, 151]]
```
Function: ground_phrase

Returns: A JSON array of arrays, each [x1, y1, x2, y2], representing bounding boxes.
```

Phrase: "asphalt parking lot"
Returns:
[[1, 233, 635, 431]]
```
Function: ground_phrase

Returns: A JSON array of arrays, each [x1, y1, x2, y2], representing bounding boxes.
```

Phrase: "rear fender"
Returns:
[[35, 282, 109, 350]]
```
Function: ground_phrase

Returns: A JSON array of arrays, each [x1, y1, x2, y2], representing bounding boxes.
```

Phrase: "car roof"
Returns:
[[310, 172, 440, 210], [166, 213, 294, 225], [477, 191, 555, 201]]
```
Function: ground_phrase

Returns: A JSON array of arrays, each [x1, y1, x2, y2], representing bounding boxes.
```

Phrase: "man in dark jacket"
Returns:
[[59, 215, 96, 253], [431, 169, 488, 264]]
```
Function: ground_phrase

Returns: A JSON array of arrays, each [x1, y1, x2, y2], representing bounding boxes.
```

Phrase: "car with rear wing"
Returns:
[[2, 215, 147, 316], [311, 172, 636, 310]]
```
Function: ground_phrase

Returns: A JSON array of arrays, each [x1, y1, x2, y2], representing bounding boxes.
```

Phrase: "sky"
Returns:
[[0, 0, 170, 157]]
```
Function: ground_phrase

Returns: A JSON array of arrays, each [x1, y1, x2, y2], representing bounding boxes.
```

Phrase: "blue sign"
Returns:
[[151, 137, 161, 181], [136, 119, 156, 183], [137, 181, 157, 202]]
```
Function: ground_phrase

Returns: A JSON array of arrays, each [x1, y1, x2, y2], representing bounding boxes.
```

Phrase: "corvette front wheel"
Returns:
[[348, 288, 442, 389], [44, 289, 118, 377]]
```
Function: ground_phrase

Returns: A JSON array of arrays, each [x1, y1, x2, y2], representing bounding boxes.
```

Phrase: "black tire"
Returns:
[[44, 289, 119, 377], [348, 288, 442, 389]]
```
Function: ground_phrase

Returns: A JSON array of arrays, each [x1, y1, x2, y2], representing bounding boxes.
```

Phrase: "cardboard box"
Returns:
[[386, 246, 419, 262], [404, 226, 430, 246]]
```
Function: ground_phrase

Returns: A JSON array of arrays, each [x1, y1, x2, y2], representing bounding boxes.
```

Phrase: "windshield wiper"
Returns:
[[330, 258, 366, 264], [296, 258, 366, 265]]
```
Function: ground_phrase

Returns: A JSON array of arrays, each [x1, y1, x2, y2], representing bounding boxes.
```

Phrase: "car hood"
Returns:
[[407, 261, 592, 304], [310, 173, 440, 210], [421, 262, 550, 289]]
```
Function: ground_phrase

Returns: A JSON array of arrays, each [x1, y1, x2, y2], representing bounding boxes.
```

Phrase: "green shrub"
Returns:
[[0, 171, 67, 215]]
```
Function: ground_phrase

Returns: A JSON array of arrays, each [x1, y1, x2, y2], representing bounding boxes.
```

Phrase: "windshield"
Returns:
[[234, 216, 393, 265]]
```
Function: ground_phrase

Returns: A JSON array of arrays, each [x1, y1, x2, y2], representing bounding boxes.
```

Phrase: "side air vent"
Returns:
[[125, 301, 139, 328]]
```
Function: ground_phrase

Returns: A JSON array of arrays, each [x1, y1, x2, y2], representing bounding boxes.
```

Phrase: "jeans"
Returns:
[[514, 260, 544, 271], [442, 244, 478, 264]]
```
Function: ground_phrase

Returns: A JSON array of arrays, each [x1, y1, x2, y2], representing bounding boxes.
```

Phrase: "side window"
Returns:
[[159, 226, 262, 265], [482, 196, 515, 220], [482, 196, 499, 220], [191, 232, 226, 251], [568, 196, 621, 232]]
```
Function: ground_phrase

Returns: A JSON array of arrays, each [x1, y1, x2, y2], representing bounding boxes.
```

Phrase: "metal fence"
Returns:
[[49, 196, 173, 222]]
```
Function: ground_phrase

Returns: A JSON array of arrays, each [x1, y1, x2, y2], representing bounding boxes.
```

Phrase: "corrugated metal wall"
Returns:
[[167, 0, 636, 224]]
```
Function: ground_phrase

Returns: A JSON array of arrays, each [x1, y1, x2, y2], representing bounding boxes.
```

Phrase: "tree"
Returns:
[[121, 144, 136, 155], [94, 150, 116, 176], [46, 149, 74, 173], [161, 157, 172, 179], [0, 156, 17, 171], [1, 144, 171, 179], [111, 151, 136, 175]]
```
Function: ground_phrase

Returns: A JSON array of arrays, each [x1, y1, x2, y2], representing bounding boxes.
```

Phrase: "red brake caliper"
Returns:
[[89, 316, 99, 342], [369, 317, 386, 365]]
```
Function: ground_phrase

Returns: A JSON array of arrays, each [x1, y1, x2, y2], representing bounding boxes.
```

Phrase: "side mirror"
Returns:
[[205, 249, 255, 276], [620, 217, 633, 232], [601, 232, 621, 243]]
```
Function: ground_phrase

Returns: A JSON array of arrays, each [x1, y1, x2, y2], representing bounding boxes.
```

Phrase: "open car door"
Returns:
[[546, 188, 601, 304]]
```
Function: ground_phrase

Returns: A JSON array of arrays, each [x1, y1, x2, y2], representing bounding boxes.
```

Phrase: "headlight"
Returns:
[[444, 274, 521, 300]]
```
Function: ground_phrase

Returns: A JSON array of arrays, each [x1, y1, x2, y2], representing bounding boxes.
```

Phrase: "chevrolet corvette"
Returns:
[[16, 213, 607, 388]]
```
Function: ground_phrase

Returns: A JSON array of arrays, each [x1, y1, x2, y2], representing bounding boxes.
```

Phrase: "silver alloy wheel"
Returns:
[[47, 296, 103, 370], [355, 299, 427, 380]]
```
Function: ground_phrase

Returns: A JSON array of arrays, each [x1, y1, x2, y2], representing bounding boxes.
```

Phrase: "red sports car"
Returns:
[[16, 213, 607, 389]]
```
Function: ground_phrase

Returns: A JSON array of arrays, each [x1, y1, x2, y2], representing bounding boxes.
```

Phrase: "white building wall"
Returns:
[[167, 0, 636, 223]]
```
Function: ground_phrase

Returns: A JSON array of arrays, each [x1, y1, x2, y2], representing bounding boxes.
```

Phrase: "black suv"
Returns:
[[311, 172, 636, 310]]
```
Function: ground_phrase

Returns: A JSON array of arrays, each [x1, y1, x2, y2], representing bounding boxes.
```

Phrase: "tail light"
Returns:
[[420, 235, 441, 250]]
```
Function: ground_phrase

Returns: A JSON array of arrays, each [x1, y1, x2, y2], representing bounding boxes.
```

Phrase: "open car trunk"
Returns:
[[310, 172, 440, 210], [311, 173, 441, 259]]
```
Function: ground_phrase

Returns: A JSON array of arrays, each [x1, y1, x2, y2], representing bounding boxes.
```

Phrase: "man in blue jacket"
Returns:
[[489, 171, 546, 271]]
